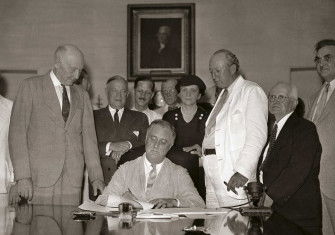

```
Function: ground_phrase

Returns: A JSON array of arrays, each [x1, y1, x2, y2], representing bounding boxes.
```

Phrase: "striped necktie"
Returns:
[[146, 164, 157, 190], [260, 123, 278, 170], [205, 89, 228, 135], [310, 82, 330, 122]]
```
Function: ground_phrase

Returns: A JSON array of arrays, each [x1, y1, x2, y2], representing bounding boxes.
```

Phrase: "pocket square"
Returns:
[[133, 131, 139, 137]]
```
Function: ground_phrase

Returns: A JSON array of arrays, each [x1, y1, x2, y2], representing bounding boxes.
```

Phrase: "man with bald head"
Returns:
[[202, 49, 268, 207], [155, 78, 180, 115], [9, 44, 105, 205], [93, 76, 148, 198], [260, 82, 322, 234]]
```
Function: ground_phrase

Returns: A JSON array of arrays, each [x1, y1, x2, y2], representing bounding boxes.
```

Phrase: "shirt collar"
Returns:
[[132, 107, 149, 113], [108, 105, 124, 117], [143, 153, 165, 175], [50, 70, 62, 87], [275, 111, 293, 138]]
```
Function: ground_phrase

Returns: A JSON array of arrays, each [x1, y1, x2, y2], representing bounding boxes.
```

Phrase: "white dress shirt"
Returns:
[[143, 155, 180, 206], [144, 155, 164, 191], [108, 106, 124, 121], [50, 70, 71, 108], [260, 111, 293, 183]]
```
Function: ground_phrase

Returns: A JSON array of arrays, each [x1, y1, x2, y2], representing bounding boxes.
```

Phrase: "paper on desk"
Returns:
[[79, 200, 118, 213], [107, 194, 154, 210], [141, 207, 230, 216], [136, 212, 179, 219]]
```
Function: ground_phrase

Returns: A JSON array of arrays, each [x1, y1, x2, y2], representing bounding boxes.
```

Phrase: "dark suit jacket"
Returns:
[[93, 107, 148, 184], [9, 74, 103, 191], [261, 113, 322, 228]]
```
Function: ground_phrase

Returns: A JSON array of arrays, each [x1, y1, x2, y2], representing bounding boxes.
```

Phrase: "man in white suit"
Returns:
[[306, 39, 335, 235], [202, 49, 268, 207], [0, 93, 21, 207], [96, 120, 205, 208]]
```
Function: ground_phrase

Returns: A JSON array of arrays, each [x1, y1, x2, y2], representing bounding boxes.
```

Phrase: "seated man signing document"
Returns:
[[96, 120, 205, 209]]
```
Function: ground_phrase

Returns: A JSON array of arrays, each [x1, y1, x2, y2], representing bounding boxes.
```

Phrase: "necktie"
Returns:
[[146, 164, 157, 190], [114, 109, 120, 126], [310, 82, 330, 122], [260, 123, 278, 170], [205, 89, 228, 135], [61, 85, 70, 123]]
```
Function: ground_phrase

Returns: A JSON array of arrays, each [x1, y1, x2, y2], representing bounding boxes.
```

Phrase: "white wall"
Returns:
[[1, 0, 334, 105]]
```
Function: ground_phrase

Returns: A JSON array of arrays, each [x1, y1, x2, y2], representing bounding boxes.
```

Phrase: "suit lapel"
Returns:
[[264, 114, 296, 171], [216, 76, 245, 121], [65, 86, 80, 129], [139, 157, 146, 192], [317, 90, 335, 123], [43, 75, 64, 128], [120, 109, 130, 126]]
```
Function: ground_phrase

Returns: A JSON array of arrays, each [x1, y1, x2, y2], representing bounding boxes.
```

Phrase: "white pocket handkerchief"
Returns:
[[133, 131, 139, 137]]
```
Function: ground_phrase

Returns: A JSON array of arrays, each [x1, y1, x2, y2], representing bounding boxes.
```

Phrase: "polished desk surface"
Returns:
[[0, 204, 312, 235]]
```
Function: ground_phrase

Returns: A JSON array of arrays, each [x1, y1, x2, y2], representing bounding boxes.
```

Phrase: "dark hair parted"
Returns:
[[134, 76, 155, 92], [315, 39, 335, 52]]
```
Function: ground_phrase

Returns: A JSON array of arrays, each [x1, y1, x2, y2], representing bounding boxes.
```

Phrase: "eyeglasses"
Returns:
[[268, 95, 290, 103], [314, 54, 334, 64]]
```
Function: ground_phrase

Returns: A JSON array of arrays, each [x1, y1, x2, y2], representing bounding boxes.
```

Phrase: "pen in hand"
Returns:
[[224, 181, 238, 195]]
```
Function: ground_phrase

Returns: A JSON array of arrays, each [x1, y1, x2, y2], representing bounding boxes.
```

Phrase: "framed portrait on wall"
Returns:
[[127, 3, 195, 80]]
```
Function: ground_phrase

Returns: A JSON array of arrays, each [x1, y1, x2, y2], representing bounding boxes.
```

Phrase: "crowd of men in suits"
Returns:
[[1, 39, 335, 234]]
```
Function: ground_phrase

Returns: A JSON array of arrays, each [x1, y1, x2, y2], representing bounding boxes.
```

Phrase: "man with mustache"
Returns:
[[132, 76, 161, 124]]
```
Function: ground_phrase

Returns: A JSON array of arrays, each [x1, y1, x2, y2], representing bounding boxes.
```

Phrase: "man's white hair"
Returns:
[[273, 82, 298, 100]]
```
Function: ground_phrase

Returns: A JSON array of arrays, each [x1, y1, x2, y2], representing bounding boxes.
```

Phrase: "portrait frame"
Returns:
[[127, 3, 195, 80]]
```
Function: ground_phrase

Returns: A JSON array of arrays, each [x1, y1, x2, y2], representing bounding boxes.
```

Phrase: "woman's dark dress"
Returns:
[[163, 106, 209, 199]]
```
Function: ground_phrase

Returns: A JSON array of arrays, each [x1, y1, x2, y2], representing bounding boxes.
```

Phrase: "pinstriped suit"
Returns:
[[99, 155, 205, 208]]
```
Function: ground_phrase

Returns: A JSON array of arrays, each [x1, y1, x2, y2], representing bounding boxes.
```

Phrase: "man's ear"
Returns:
[[197, 93, 201, 101], [229, 64, 237, 75]]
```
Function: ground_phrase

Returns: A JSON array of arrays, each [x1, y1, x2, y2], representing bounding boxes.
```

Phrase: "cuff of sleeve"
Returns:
[[106, 142, 112, 156], [234, 167, 251, 181], [127, 141, 132, 149], [176, 199, 180, 207]]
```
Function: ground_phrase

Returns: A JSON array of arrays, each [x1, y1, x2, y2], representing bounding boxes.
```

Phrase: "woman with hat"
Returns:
[[163, 75, 208, 200]]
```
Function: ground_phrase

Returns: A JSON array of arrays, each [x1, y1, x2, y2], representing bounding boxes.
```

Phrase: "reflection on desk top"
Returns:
[[1, 204, 316, 235]]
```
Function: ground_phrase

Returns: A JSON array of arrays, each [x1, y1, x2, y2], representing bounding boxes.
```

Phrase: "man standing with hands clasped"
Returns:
[[93, 76, 148, 194], [202, 49, 268, 207]]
